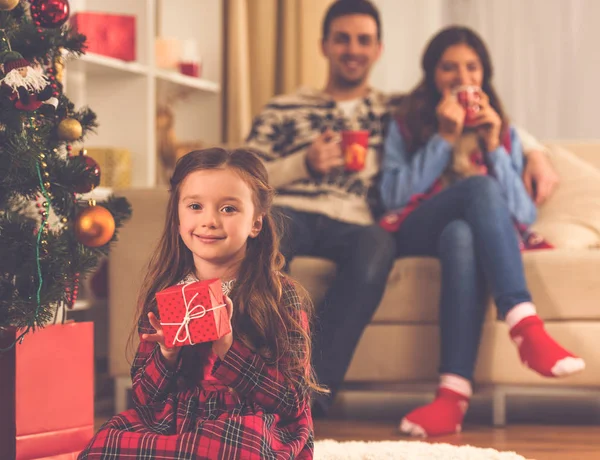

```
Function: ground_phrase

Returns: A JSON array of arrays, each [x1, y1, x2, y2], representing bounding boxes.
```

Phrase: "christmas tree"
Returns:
[[0, 0, 131, 346]]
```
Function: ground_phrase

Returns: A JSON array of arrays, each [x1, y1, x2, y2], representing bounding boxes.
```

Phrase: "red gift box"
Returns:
[[0, 322, 94, 460], [156, 279, 231, 347], [70, 12, 136, 62]]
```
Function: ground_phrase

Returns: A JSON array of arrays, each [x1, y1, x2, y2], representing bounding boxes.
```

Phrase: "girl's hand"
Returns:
[[436, 90, 466, 145], [470, 91, 502, 151], [142, 312, 181, 368], [212, 295, 234, 359]]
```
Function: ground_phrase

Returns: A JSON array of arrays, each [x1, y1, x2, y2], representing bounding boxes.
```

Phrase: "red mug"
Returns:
[[340, 130, 369, 172], [453, 85, 481, 127]]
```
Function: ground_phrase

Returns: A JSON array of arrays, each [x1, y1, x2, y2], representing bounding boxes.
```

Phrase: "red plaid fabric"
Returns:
[[79, 280, 314, 459]]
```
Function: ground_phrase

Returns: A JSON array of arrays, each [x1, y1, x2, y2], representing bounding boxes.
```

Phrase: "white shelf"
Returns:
[[74, 54, 220, 93], [65, 0, 223, 188], [155, 69, 220, 93], [72, 299, 92, 311], [80, 186, 114, 201], [72, 53, 149, 76]]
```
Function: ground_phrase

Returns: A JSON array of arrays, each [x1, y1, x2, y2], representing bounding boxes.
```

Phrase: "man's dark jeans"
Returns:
[[276, 206, 396, 412]]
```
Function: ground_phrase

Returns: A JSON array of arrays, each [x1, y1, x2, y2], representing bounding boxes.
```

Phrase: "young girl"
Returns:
[[379, 26, 585, 437], [79, 148, 323, 459]]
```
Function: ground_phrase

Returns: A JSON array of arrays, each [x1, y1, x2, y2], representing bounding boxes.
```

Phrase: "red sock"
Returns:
[[399, 387, 469, 437], [510, 315, 585, 377]]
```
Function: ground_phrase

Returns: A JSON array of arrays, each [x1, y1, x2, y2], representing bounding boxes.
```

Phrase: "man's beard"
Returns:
[[334, 73, 366, 89]]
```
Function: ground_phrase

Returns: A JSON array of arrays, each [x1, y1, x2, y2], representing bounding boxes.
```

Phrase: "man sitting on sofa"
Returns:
[[244, 0, 559, 417]]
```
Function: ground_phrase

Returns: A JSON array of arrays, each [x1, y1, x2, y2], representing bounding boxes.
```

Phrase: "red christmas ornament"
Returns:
[[66, 272, 80, 308], [30, 0, 70, 29], [72, 150, 101, 193]]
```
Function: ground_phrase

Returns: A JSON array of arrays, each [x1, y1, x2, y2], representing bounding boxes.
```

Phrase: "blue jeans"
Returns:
[[394, 176, 532, 381], [276, 207, 396, 407]]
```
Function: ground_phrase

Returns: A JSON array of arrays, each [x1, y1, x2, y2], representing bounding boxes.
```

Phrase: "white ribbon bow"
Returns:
[[160, 283, 226, 346]]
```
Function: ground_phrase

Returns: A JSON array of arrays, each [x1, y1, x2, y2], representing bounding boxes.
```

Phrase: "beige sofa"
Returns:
[[108, 142, 600, 424]]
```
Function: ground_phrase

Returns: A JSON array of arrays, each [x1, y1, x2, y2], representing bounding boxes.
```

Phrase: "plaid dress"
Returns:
[[79, 281, 314, 460]]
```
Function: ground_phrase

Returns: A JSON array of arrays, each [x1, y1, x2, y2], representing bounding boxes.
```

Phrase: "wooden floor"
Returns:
[[314, 419, 600, 460], [94, 413, 600, 459]]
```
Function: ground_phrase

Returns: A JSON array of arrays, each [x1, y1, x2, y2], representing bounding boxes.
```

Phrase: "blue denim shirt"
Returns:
[[379, 121, 537, 226]]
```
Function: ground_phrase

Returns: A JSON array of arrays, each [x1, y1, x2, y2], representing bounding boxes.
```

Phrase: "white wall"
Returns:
[[370, 0, 446, 94], [448, 0, 600, 141], [372, 0, 599, 140]]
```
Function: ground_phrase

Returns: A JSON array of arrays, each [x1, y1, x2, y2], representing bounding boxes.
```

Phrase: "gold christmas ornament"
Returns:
[[57, 118, 82, 141], [0, 0, 19, 11], [74, 203, 115, 247], [55, 54, 65, 83]]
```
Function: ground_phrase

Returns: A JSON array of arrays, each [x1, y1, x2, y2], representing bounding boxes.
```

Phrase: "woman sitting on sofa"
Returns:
[[379, 25, 585, 437]]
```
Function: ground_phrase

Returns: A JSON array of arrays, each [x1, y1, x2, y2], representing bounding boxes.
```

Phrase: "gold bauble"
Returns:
[[74, 205, 115, 248], [0, 0, 19, 11], [57, 118, 83, 141], [55, 56, 65, 83]]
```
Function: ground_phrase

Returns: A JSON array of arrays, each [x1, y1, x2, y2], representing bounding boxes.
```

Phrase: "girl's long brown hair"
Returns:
[[397, 26, 508, 155], [131, 147, 325, 393]]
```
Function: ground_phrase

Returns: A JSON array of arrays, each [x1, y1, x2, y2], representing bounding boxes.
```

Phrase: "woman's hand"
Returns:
[[470, 90, 502, 152], [436, 90, 466, 145], [142, 312, 181, 368], [523, 150, 560, 205], [212, 295, 234, 359]]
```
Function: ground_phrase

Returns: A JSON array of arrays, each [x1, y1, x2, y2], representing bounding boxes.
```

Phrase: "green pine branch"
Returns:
[[0, 6, 86, 64], [0, 3, 132, 340]]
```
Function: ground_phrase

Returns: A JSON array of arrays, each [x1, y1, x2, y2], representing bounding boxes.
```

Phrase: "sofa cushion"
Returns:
[[109, 188, 169, 377], [532, 144, 600, 250], [289, 257, 441, 324], [545, 141, 600, 171], [344, 322, 600, 386], [290, 249, 600, 323]]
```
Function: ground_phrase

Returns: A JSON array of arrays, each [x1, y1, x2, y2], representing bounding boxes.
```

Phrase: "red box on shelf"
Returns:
[[70, 12, 136, 62], [0, 322, 94, 459], [156, 279, 231, 347]]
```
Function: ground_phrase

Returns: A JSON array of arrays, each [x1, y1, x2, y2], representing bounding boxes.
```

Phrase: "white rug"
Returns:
[[314, 439, 526, 459]]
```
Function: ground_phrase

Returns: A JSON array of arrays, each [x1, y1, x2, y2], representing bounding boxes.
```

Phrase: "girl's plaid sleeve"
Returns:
[[130, 313, 182, 408], [212, 281, 311, 419]]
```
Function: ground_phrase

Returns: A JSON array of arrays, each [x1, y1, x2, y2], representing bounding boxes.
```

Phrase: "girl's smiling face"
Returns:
[[178, 167, 263, 275]]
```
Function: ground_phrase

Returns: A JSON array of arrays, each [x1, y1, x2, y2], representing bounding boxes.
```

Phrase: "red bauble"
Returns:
[[30, 0, 70, 29], [72, 151, 101, 193]]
